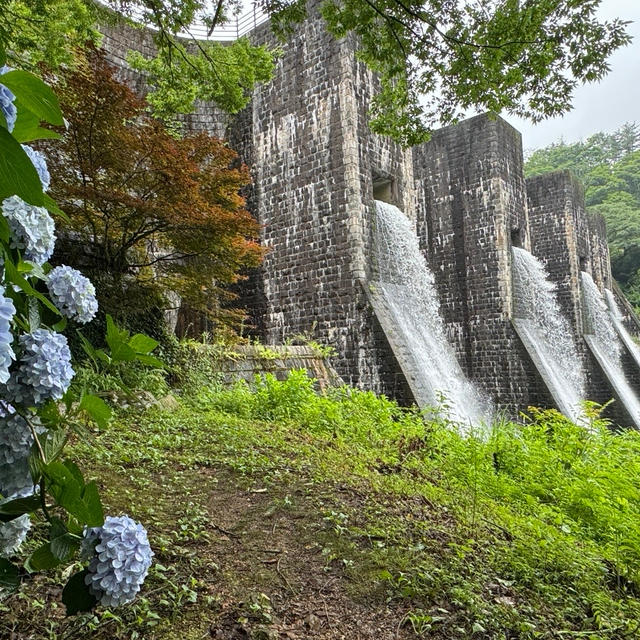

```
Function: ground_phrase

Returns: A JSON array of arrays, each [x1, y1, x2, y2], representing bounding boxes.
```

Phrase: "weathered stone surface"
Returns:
[[99, 7, 639, 420]]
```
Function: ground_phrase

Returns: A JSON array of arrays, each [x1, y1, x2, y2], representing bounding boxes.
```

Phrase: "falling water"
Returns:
[[581, 272, 640, 428], [605, 289, 640, 372], [372, 200, 491, 427], [511, 247, 587, 422]]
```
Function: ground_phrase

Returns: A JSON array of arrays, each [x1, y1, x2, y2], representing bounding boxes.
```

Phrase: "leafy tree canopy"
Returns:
[[43, 47, 264, 328], [524, 123, 640, 307], [0, 0, 631, 144]]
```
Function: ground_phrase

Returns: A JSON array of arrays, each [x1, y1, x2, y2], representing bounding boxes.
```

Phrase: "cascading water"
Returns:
[[511, 247, 587, 422], [581, 272, 640, 428], [605, 289, 640, 372], [371, 200, 491, 427]]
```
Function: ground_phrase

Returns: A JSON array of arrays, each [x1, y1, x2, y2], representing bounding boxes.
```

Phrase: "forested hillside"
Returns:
[[525, 124, 640, 307]]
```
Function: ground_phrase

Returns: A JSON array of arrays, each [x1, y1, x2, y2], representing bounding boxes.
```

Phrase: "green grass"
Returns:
[[3, 369, 640, 639]]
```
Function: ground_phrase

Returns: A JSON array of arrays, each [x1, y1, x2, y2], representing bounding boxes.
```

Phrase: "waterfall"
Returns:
[[511, 247, 587, 422], [605, 289, 640, 372], [581, 272, 640, 428], [371, 200, 491, 427]]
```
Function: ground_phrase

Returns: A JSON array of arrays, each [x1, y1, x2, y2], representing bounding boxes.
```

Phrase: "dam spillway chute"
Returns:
[[605, 288, 640, 374], [510, 247, 587, 423], [366, 200, 492, 428], [582, 272, 640, 429]]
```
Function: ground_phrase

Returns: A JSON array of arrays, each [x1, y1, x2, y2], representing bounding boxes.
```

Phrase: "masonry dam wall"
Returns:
[[101, 9, 640, 426]]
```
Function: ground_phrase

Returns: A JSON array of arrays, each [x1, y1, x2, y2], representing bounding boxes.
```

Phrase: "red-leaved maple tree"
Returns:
[[44, 47, 263, 332]]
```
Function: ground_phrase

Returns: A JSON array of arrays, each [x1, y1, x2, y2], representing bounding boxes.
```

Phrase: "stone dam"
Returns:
[[101, 6, 640, 427]]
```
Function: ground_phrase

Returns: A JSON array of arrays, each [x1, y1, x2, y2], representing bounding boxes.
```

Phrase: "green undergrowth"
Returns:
[[3, 369, 640, 638]]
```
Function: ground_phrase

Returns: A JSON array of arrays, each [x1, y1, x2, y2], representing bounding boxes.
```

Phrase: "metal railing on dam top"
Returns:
[[181, 4, 270, 40]]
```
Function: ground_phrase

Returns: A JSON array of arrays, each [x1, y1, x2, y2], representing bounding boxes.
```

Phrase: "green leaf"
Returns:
[[0, 126, 44, 205], [26, 542, 62, 571], [135, 353, 165, 368], [11, 100, 61, 143], [63, 460, 85, 488], [63, 570, 97, 615], [4, 257, 61, 316], [49, 520, 81, 561], [0, 70, 64, 126], [52, 316, 68, 332], [43, 193, 69, 221], [38, 399, 62, 429], [78, 394, 112, 430], [43, 429, 68, 462], [0, 494, 41, 522], [45, 460, 89, 522], [0, 214, 10, 243], [0, 559, 19, 592], [82, 481, 104, 527], [129, 333, 159, 354]]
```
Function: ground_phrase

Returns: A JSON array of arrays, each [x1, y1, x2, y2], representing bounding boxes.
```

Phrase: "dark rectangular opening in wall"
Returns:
[[579, 256, 587, 272], [511, 228, 522, 248], [373, 175, 395, 205]]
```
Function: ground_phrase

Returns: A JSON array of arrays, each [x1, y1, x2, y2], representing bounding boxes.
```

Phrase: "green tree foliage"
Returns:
[[525, 124, 640, 306], [0, 0, 275, 119], [0, 0, 631, 144]]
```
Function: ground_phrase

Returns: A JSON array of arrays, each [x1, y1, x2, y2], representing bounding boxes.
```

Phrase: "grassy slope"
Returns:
[[3, 371, 640, 639]]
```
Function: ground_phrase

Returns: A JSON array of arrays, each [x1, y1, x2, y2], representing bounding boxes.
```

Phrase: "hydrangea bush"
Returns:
[[0, 55, 157, 613]]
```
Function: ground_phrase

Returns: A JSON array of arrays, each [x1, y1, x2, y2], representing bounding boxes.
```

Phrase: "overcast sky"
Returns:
[[504, 0, 640, 152]]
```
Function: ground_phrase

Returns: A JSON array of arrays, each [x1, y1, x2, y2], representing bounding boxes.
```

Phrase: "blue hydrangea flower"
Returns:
[[21, 145, 50, 192], [47, 266, 98, 324], [82, 515, 153, 607], [0, 487, 34, 558], [6, 329, 74, 406], [0, 286, 15, 384], [2, 196, 56, 265], [0, 66, 16, 133], [0, 404, 42, 497]]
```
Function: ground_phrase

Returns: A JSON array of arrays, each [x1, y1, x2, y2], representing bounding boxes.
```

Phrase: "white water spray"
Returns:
[[371, 200, 492, 427], [581, 272, 640, 428], [511, 247, 587, 422]]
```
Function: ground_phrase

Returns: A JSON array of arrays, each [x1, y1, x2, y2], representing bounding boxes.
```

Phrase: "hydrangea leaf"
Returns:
[[42, 429, 67, 463], [11, 100, 61, 143], [0, 494, 40, 521], [0, 558, 19, 591], [49, 519, 80, 562], [62, 569, 97, 615], [43, 194, 69, 221], [4, 258, 61, 316], [81, 481, 104, 528], [0, 215, 9, 243], [0, 126, 44, 205], [26, 542, 61, 571], [0, 71, 63, 127]]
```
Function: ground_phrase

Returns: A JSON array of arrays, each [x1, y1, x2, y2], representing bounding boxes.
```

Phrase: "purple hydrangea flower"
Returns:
[[0, 487, 34, 557], [6, 329, 74, 406], [0, 66, 16, 133], [47, 266, 98, 324], [21, 145, 50, 192], [82, 515, 153, 607], [0, 286, 15, 384], [0, 404, 42, 497], [2, 196, 56, 265]]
